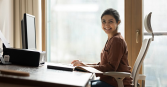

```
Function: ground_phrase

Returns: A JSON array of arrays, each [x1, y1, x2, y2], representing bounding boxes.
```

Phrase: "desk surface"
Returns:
[[0, 63, 92, 87]]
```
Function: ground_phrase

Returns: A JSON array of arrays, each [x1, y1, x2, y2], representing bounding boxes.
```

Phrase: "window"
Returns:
[[47, 0, 124, 64], [144, 0, 167, 87]]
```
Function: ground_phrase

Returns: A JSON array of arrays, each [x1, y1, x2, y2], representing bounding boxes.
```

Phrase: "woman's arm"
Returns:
[[86, 62, 100, 67], [87, 63, 97, 65], [71, 60, 100, 67], [87, 62, 99, 65], [93, 37, 124, 72]]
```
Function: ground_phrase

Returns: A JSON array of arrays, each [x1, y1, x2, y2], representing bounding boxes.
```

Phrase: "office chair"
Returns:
[[103, 38, 152, 87], [102, 12, 154, 87]]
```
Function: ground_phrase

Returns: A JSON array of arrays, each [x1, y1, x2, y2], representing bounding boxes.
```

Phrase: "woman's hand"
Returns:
[[71, 60, 87, 67]]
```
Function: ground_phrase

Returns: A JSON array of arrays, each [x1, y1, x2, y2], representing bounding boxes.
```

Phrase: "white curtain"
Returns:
[[0, 0, 13, 48], [14, 0, 42, 51]]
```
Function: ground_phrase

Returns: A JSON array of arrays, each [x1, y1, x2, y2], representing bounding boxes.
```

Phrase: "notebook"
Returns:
[[47, 63, 102, 73]]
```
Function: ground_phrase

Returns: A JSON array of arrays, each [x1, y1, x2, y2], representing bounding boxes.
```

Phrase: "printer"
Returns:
[[3, 47, 46, 67], [0, 30, 46, 67]]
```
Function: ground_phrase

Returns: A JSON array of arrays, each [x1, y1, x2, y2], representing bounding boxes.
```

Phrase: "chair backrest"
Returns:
[[131, 38, 152, 85]]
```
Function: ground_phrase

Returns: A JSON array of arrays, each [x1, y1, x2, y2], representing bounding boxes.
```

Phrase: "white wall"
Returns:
[[0, 0, 13, 47]]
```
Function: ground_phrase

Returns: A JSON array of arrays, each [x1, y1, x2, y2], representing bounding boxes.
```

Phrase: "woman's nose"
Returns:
[[105, 22, 110, 27]]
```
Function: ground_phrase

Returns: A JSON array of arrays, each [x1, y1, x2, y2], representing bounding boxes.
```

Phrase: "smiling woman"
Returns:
[[47, 0, 124, 64], [101, 15, 119, 37], [71, 8, 132, 87], [101, 8, 121, 39]]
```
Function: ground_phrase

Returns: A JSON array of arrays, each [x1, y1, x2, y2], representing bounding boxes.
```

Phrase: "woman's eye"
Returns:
[[109, 21, 113, 23], [102, 21, 106, 23]]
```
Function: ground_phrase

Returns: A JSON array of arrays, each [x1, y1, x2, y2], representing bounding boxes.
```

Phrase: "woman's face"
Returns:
[[101, 15, 120, 35]]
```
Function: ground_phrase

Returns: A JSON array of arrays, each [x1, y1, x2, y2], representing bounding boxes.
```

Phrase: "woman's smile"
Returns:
[[104, 28, 112, 30], [101, 15, 120, 38]]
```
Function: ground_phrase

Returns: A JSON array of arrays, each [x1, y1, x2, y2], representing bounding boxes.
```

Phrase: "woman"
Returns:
[[71, 8, 132, 87]]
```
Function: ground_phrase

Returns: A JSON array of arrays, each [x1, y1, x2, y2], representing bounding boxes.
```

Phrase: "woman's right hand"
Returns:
[[71, 60, 86, 67]]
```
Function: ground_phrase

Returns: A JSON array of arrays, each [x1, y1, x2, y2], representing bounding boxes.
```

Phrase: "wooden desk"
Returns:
[[0, 63, 92, 87]]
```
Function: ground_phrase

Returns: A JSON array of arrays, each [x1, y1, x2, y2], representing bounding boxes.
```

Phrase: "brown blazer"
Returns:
[[93, 33, 132, 87]]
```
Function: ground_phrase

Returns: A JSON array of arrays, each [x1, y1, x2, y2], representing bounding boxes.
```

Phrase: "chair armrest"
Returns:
[[103, 72, 131, 87], [103, 72, 131, 77], [138, 74, 146, 80]]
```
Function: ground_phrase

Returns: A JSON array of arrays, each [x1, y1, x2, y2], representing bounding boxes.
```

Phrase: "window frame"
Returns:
[[125, 0, 143, 68]]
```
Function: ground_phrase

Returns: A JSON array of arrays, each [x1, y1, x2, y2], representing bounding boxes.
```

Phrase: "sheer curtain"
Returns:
[[0, 0, 13, 48], [47, 0, 124, 64], [13, 0, 42, 50]]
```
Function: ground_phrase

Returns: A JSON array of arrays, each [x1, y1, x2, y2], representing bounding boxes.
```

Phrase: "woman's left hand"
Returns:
[[71, 60, 87, 67]]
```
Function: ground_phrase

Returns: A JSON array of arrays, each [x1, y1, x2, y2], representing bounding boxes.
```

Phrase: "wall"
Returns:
[[0, 0, 13, 47]]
